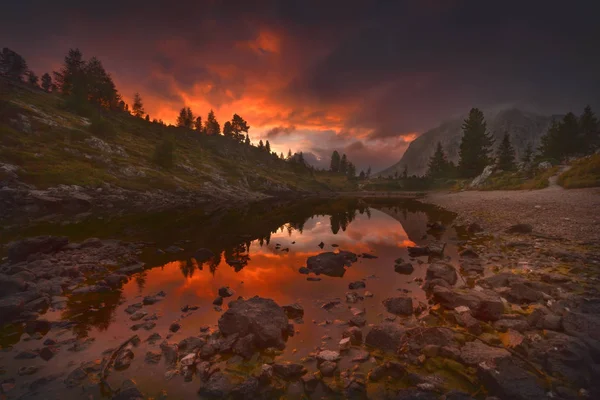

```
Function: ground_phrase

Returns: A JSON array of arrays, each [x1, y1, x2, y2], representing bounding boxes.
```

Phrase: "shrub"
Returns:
[[153, 140, 174, 169], [557, 154, 600, 188]]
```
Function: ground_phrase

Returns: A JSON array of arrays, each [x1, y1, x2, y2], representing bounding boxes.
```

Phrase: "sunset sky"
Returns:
[[2, 1, 599, 171]]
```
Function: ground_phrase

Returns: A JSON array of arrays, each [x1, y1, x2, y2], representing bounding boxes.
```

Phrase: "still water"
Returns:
[[1, 198, 459, 399]]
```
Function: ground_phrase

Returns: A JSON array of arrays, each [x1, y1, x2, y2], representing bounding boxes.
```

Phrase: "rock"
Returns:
[[460, 260, 484, 274], [318, 242, 325, 249], [231, 377, 260, 399], [394, 389, 438, 399], [433, 286, 504, 321], [395, 262, 414, 274], [160, 342, 178, 366], [478, 357, 547, 400], [339, 337, 351, 351], [233, 333, 256, 359], [218, 287, 234, 298], [352, 349, 370, 362], [349, 315, 367, 327], [180, 352, 196, 366], [426, 263, 457, 285], [124, 303, 143, 314], [362, 253, 378, 259], [456, 312, 482, 335], [282, 303, 304, 319], [407, 246, 429, 257], [298, 267, 309, 274], [538, 161, 552, 170], [18, 366, 41, 376], [307, 277, 321, 281], [427, 241, 446, 257], [165, 245, 183, 253], [319, 361, 337, 377], [346, 291, 363, 303], [506, 224, 533, 234], [306, 251, 358, 277], [104, 274, 128, 288], [0, 274, 27, 298], [493, 318, 529, 333], [369, 361, 406, 381], [169, 322, 181, 332], [15, 350, 38, 359], [212, 296, 223, 306], [145, 333, 162, 344], [286, 381, 306, 399], [466, 223, 483, 234], [504, 283, 543, 304], [178, 336, 205, 352], [130, 311, 147, 321], [39, 346, 58, 361], [470, 165, 494, 188], [349, 281, 366, 290], [459, 249, 479, 258], [383, 296, 413, 316], [130, 322, 156, 331], [343, 326, 363, 345], [114, 348, 134, 370], [143, 295, 163, 305], [365, 322, 404, 352], [7, 236, 68, 262], [460, 341, 510, 365], [272, 362, 306, 379], [198, 372, 233, 399], [562, 311, 600, 341], [145, 351, 162, 364], [218, 296, 289, 349], [317, 350, 341, 362]]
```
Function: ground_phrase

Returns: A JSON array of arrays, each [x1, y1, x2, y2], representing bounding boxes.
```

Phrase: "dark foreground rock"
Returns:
[[478, 357, 548, 400], [365, 322, 404, 352], [218, 296, 289, 350], [7, 236, 69, 262]]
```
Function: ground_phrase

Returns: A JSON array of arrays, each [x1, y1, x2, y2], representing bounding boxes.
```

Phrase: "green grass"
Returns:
[[558, 154, 600, 188], [0, 79, 356, 194], [479, 166, 559, 190]]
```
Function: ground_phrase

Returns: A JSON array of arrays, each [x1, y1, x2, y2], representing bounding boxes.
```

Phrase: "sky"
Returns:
[[2, 0, 599, 172]]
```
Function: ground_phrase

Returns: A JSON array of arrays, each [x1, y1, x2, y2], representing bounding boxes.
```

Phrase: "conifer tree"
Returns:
[[245, 134, 250, 145], [27, 71, 39, 87], [521, 143, 533, 164], [41, 73, 52, 92], [223, 121, 233, 137], [205, 109, 220, 135], [53, 48, 85, 96], [230, 114, 249, 142], [194, 116, 203, 132], [258, 140, 264, 150], [495, 132, 516, 171], [580, 105, 599, 152], [402, 164, 408, 179], [458, 108, 494, 178], [427, 142, 450, 178], [330, 151, 341, 172], [287, 149, 293, 160], [366, 166, 371, 178], [145, 114, 150, 122], [340, 154, 348, 174], [0, 48, 28, 81], [132, 92, 144, 118], [265, 140, 271, 153]]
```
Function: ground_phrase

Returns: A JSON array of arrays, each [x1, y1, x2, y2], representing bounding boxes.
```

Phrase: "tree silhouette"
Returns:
[[194, 116, 203, 132], [177, 107, 194, 129], [330, 151, 341, 172], [495, 132, 516, 171], [41, 73, 52, 92], [205, 110, 220, 135], [580, 106, 599, 152], [223, 121, 233, 138], [427, 142, 451, 178], [340, 154, 348, 174], [265, 140, 271, 153], [231, 114, 249, 142], [27, 71, 39, 86], [132, 92, 144, 118], [458, 108, 494, 177], [521, 143, 533, 165], [0, 48, 28, 81]]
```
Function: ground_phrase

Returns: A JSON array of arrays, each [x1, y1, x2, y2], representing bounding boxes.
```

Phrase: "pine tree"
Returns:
[[176, 107, 194, 129], [458, 108, 494, 178], [340, 154, 348, 174], [495, 132, 516, 171], [245, 134, 250, 145], [231, 114, 249, 142], [194, 116, 203, 132], [280, 152, 284, 159], [53, 48, 85, 96], [347, 162, 356, 179], [359, 170, 365, 180], [427, 142, 450, 178], [27, 71, 38, 87], [223, 121, 233, 137], [521, 143, 533, 164], [145, 114, 150, 122], [580, 105, 599, 152], [205, 110, 220, 135], [539, 113, 579, 162], [265, 140, 271, 153], [330, 151, 341, 172], [258, 140, 264, 150], [402, 164, 408, 179], [287, 149, 293, 160], [132, 93, 144, 118], [0, 48, 28, 81], [41, 73, 52, 92]]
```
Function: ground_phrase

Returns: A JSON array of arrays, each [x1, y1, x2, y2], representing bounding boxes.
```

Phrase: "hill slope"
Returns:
[[379, 109, 556, 177], [0, 80, 355, 218]]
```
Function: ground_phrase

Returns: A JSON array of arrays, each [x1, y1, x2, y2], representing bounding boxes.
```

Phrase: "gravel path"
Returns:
[[425, 186, 600, 243]]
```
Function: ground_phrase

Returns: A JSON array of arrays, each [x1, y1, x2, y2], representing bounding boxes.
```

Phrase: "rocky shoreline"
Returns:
[[1, 202, 599, 399]]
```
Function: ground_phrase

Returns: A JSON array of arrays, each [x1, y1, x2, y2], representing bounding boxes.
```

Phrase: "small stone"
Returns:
[[317, 350, 341, 362], [319, 360, 337, 377], [39, 346, 58, 361], [339, 337, 352, 351], [180, 352, 196, 366], [169, 322, 181, 333], [218, 287, 234, 297], [213, 296, 223, 306], [349, 281, 366, 290], [145, 351, 162, 364]]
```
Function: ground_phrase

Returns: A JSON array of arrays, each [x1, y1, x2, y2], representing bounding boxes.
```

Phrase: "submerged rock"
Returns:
[[218, 286, 234, 298], [383, 296, 413, 316], [394, 262, 414, 274], [306, 251, 357, 277], [349, 281, 366, 290], [282, 303, 304, 319], [365, 322, 404, 352], [218, 296, 289, 350]]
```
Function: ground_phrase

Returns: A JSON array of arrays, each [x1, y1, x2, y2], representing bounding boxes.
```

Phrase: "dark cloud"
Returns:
[[266, 125, 296, 138], [1, 0, 599, 170]]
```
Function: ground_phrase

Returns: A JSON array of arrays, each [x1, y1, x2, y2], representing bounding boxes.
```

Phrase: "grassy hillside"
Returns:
[[0, 79, 356, 198], [558, 154, 600, 188]]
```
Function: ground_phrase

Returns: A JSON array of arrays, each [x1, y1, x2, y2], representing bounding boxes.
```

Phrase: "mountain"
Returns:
[[378, 108, 558, 177]]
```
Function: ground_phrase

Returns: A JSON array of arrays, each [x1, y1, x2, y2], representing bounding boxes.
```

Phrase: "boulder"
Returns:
[[433, 286, 504, 321], [365, 322, 404, 352], [504, 283, 543, 304], [306, 251, 357, 277], [477, 357, 547, 400], [198, 372, 233, 399], [7, 236, 68, 262], [343, 326, 363, 345], [383, 296, 413, 316], [319, 361, 337, 377], [272, 362, 306, 379], [407, 246, 429, 257], [218, 296, 289, 349], [395, 262, 414, 274], [425, 263, 457, 285], [349, 281, 366, 290], [460, 341, 510, 365], [218, 287, 234, 298], [316, 350, 341, 362], [0, 274, 28, 298], [469, 165, 494, 188], [0, 296, 25, 321], [233, 334, 256, 359]]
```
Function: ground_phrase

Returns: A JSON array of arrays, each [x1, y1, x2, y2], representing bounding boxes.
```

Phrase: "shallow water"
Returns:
[[1, 198, 460, 399]]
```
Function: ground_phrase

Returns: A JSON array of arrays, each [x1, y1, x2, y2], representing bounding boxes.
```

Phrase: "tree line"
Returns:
[[424, 106, 599, 180], [328, 150, 366, 180]]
